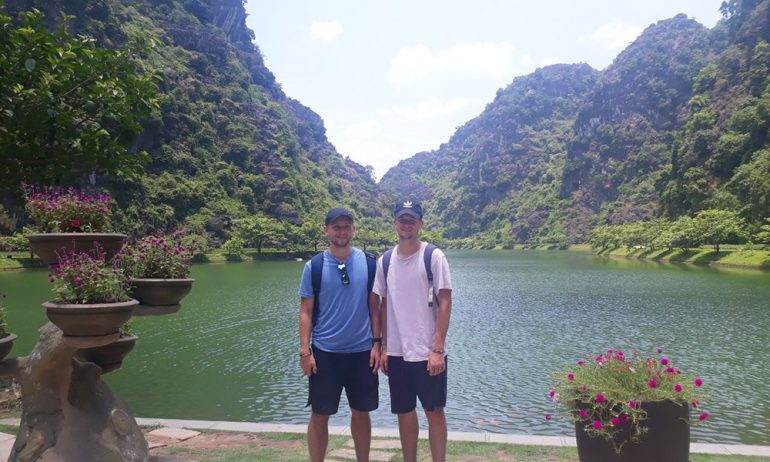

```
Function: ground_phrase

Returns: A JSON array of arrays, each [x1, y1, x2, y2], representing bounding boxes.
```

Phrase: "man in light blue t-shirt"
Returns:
[[298, 207, 382, 462]]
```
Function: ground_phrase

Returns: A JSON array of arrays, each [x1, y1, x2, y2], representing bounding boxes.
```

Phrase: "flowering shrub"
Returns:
[[546, 349, 710, 452], [23, 184, 112, 233], [115, 234, 192, 279], [50, 243, 129, 303]]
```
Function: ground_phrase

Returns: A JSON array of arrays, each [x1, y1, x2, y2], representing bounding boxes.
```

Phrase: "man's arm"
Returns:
[[368, 292, 382, 374], [299, 297, 316, 376], [428, 288, 451, 376], [379, 296, 389, 375]]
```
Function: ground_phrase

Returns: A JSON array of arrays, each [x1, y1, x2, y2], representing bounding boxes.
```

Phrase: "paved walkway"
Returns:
[[1, 417, 769, 458]]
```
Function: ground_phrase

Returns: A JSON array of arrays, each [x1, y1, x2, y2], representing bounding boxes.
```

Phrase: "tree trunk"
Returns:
[[1, 323, 149, 462]]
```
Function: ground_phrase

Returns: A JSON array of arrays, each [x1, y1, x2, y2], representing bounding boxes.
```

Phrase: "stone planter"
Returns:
[[42, 299, 137, 338], [28, 233, 126, 265], [129, 278, 194, 307], [575, 400, 690, 462], [0, 333, 17, 360], [76, 335, 137, 374]]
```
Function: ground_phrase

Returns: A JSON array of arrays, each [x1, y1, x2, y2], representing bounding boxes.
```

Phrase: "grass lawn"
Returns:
[[148, 431, 770, 462]]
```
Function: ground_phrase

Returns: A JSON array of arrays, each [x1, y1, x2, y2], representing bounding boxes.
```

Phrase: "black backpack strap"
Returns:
[[310, 252, 324, 326], [424, 244, 436, 283], [364, 251, 377, 293], [382, 248, 394, 283]]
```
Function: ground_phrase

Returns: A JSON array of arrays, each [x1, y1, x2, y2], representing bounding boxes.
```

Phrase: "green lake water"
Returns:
[[1, 250, 769, 445]]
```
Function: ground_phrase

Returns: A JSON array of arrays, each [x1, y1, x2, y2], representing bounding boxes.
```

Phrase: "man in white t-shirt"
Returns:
[[373, 198, 452, 462]]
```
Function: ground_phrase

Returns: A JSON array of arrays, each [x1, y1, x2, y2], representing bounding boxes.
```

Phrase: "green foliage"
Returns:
[[692, 209, 748, 251], [115, 234, 193, 279], [0, 232, 28, 251], [232, 216, 281, 254], [0, 7, 160, 185], [221, 237, 245, 259], [0, 293, 10, 335]]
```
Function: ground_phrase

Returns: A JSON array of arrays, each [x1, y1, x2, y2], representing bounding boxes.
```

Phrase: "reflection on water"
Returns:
[[1, 251, 769, 444]]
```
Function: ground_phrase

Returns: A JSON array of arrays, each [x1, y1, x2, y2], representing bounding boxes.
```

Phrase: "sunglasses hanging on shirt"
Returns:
[[337, 264, 350, 285]]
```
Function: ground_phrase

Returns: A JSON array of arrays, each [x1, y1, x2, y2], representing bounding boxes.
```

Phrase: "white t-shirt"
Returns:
[[372, 242, 452, 361]]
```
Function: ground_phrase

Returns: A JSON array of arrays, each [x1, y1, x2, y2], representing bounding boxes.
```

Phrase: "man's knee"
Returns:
[[424, 407, 445, 420], [310, 412, 331, 424], [350, 408, 370, 418]]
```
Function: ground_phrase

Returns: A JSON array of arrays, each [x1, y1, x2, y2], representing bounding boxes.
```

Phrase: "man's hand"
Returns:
[[369, 345, 381, 374], [380, 347, 389, 376], [427, 351, 445, 376], [300, 354, 317, 376]]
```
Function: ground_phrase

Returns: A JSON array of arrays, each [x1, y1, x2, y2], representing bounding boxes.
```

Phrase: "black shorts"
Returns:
[[387, 355, 447, 414], [307, 347, 379, 415]]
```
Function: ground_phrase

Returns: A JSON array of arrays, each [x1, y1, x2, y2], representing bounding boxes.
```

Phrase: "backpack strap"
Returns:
[[364, 251, 377, 293], [382, 248, 394, 282], [423, 244, 436, 283], [310, 252, 325, 326]]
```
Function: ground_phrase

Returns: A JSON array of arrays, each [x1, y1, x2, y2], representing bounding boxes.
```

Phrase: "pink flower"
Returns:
[[674, 384, 683, 392], [666, 367, 675, 373], [611, 417, 620, 426], [549, 390, 555, 397], [620, 414, 629, 422], [629, 400, 637, 408], [579, 409, 588, 418], [648, 379, 658, 388], [661, 358, 669, 365], [699, 412, 710, 421], [578, 360, 586, 365], [595, 393, 605, 403], [545, 414, 552, 421], [694, 378, 703, 387], [593, 420, 602, 429], [692, 401, 699, 408], [568, 373, 575, 381], [657, 348, 663, 354], [580, 386, 588, 391]]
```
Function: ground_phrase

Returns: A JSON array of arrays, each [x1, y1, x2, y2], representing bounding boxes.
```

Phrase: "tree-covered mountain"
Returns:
[[1, 0, 389, 239], [383, 0, 770, 246]]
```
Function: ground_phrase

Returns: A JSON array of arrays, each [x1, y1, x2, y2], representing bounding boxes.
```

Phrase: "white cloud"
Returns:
[[578, 20, 644, 52], [376, 98, 469, 120], [309, 20, 342, 41], [389, 42, 515, 83]]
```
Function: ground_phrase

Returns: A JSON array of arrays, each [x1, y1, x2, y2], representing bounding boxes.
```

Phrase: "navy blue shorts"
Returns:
[[387, 355, 447, 414], [307, 347, 379, 415]]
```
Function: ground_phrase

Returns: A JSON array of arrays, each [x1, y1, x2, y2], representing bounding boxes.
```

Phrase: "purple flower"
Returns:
[[579, 409, 588, 418], [611, 417, 620, 426], [545, 414, 552, 421], [694, 378, 703, 387], [593, 420, 602, 429], [661, 358, 669, 365], [674, 384, 683, 392], [648, 379, 658, 388], [595, 393, 605, 403]]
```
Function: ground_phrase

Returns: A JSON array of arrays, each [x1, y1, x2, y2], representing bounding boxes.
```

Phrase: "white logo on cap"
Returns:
[[403, 201, 413, 208]]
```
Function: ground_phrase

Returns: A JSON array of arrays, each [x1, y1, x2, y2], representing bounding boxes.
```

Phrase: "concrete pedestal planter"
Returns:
[[42, 299, 137, 338], [575, 400, 690, 462], [0, 333, 17, 360], [129, 278, 194, 308], [76, 335, 138, 374], [28, 233, 126, 265]]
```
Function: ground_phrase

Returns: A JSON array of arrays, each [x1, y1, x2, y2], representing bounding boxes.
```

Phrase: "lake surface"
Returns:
[[1, 250, 769, 445]]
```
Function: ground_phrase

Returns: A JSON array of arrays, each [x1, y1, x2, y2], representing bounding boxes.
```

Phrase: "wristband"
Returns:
[[372, 337, 382, 344], [299, 350, 312, 358], [431, 348, 445, 355]]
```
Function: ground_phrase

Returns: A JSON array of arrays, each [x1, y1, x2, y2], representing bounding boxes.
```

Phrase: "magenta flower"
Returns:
[[657, 348, 663, 354], [579, 409, 588, 418], [578, 360, 586, 365], [593, 420, 602, 429], [567, 373, 575, 381], [595, 393, 605, 403], [611, 417, 620, 426], [620, 414, 629, 422], [699, 412, 710, 421], [661, 358, 669, 365], [629, 400, 637, 408], [674, 384, 683, 392], [648, 379, 658, 388], [549, 390, 556, 397], [694, 378, 703, 387], [545, 414, 552, 421]]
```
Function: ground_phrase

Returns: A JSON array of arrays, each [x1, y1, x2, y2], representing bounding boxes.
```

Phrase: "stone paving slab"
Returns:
[[329, 448, 393, 461], [0, 432, 14, 461], [147, 427, 200, 441]]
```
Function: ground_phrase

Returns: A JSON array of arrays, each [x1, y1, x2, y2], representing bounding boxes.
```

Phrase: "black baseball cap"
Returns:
[[393, 198, 423, 219], [325, 207, 354, 225]]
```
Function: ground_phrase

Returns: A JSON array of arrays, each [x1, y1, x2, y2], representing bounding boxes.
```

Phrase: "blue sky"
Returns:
[[244, 1, 724, 180]]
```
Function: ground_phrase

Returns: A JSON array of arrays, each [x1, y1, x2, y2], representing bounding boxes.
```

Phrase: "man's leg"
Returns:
[[307, 412, 329, 462], [350, 409, 371, 461], [425, 407, 447, 462], [397, 410, 419, 462]]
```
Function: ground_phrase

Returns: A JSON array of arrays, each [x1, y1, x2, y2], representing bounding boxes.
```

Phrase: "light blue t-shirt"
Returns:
[[298, 248, 372, 353]]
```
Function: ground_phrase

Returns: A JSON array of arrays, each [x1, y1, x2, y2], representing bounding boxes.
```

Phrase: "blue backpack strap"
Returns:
[[310, 252, 325, 326], [364, 251, 377, 293]]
